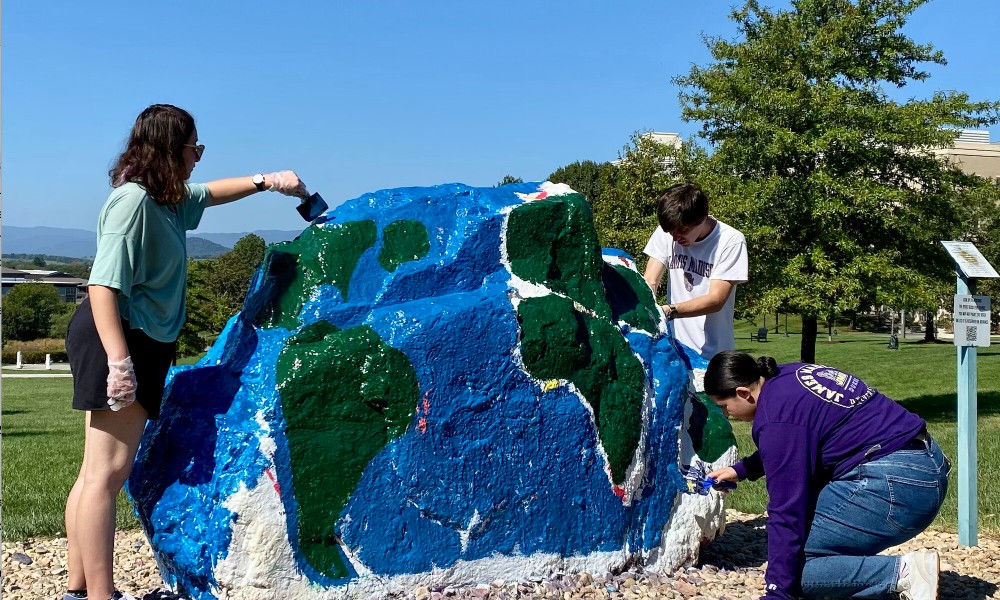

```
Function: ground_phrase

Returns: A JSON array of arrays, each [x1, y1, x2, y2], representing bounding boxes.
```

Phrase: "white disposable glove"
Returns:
[[107, 356, 137, 412], [265, 170, 309, 199]]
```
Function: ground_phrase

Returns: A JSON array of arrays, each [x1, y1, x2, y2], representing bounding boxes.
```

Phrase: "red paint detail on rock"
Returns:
[[265, 467, 281, 496], [416, 390, 431, 433]]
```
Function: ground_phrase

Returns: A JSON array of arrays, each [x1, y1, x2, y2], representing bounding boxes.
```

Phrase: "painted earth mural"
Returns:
[[126, 181, 737, 599]]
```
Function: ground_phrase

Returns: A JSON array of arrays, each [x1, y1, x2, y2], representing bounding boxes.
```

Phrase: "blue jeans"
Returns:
[[799, 435, 950, 599]]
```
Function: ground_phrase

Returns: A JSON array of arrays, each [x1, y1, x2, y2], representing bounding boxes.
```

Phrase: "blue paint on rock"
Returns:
[[127, 182, 710, 598]]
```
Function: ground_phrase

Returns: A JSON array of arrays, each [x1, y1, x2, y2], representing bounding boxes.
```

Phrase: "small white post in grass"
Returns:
[[16, 351, 23, 369], [941, 241, 999, 547], [45, 354, 52, 369]]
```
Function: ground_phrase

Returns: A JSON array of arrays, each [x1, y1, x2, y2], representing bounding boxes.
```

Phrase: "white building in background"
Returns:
[[933, 129, 1000, 180], [612, 132, 683, 171], [646, 132, 682, 150], [1, 267, 88, 303]]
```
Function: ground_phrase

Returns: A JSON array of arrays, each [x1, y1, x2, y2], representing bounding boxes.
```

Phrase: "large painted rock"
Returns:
[[127, 181, 737, 599]]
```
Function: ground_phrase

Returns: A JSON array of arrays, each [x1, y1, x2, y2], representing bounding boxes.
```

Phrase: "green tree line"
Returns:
[[2, 236, 267, 359], [6, 2, 1000, 365], [548, 0, 1000, 362], [176, 234, 267, 356]]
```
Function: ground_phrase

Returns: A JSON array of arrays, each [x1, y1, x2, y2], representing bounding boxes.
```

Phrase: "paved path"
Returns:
[[2, 363, 73, 378], [2, 372, 73, 378]]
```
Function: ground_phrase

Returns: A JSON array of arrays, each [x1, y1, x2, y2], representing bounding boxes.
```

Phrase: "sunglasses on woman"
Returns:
[[184, 143, 206, 160]]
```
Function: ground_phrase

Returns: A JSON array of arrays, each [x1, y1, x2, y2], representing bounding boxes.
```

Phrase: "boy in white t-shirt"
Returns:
[[642, 183, 748, 361]]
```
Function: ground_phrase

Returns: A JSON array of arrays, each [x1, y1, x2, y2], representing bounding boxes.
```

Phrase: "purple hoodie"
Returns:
[[730, 363, 925, 600]]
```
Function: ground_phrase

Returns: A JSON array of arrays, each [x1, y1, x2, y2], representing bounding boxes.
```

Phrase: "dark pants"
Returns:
[[65, 297, 176, 420]]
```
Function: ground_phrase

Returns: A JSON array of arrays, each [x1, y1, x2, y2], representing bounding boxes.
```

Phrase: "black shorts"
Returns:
[[65, 297, 177, 420]]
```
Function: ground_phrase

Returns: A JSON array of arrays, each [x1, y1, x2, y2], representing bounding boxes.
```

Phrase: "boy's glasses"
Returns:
[[184, 144, 205, 160]]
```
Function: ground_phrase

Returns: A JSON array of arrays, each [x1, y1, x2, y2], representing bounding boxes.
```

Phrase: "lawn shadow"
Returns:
[[698, 516, 768, 570], [901, 392, 1000, 423], [817, 338, 887, 344], [1, 429, 52, 438]]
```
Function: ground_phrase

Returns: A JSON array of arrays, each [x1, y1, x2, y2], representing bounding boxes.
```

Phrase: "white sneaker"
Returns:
[[897, 550, 939, 600]]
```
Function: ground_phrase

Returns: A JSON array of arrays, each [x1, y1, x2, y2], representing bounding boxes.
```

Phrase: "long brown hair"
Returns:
[[109, 104, 195, 205]]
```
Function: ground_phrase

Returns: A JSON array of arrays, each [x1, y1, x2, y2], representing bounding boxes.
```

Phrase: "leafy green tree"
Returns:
[[495, 175, 523, 187], [676, 0, 1000, 361], [59, 261, 93, 279], [32, 256, 47, 268], [954, 182, 1000, 333], [177, 234, 268, 356], [2, 284, 65, 341], [591, 132, 706, 271], [177, 259, 214, 356], [212, 234, 267, 318], [547, 160, 616, 207], [47, 304, 77, 339]]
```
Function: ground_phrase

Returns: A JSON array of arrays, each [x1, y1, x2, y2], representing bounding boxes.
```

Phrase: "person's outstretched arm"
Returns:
[[710, 450, 764, 483], [206, 170, 308, 206]]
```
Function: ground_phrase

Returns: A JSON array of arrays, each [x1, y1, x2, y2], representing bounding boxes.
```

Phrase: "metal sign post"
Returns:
[[941, 241, 999, 547]]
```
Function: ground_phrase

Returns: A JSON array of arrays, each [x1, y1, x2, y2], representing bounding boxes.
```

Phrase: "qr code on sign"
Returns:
[[966, 326, 978, 342]]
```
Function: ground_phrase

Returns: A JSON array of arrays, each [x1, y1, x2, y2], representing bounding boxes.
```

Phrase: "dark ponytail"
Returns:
[[704, 351, 778, 398]]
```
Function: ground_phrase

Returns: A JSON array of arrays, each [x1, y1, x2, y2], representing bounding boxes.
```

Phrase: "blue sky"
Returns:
[[3, 0, 998, 234]]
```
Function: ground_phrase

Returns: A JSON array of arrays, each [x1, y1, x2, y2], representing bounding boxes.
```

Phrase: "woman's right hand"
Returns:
[[707, 466, 739, 485], [265, 170, 309, 199], [107, 356, 137, 411]]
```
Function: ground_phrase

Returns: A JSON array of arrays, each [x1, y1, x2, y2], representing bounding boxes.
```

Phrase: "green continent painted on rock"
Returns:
[[276, 320, 419, 578], [264, 220, 378, 329], [506, 195, 611, 321], [689, 391, 737, 463], [604, 264, 660, 333], [517, 294, 645, 484], [378, 219, 430, 272]]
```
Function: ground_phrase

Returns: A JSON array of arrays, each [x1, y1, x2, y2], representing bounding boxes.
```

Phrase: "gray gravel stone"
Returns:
[[3, 512, 997, 599]]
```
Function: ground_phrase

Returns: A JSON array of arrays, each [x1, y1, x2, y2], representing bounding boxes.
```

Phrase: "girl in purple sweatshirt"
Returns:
[[705, 352, 950, 600]]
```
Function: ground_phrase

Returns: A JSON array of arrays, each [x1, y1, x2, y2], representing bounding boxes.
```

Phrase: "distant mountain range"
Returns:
[[187, 237, 233, 259], [2, 226, 302, 259]]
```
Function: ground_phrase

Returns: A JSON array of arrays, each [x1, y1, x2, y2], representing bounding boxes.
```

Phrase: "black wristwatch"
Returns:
[[666, 304, 679, 320], [252, 173, 266, 191]]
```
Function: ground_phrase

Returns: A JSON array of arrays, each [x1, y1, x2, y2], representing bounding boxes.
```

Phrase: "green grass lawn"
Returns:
[[2, 327, 998, 540], [0, 354, 206, 539], [1, 377, 140, 540], [727, 317, 1000, 535]]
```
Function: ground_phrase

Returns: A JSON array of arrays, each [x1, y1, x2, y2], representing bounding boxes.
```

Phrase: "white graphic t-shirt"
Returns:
[[643, 219, 748, 360]]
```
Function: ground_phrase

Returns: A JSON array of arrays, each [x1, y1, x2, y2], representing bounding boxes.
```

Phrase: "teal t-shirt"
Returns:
[[88, 182, 211, 342]]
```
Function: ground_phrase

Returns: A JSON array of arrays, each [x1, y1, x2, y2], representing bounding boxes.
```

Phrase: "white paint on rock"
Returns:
[[213, 446, 694, 599]]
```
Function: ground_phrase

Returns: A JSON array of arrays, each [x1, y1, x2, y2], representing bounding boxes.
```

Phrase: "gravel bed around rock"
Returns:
[[4, 511, 998, 599]]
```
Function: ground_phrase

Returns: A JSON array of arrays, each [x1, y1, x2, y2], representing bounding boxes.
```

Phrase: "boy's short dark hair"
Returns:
[[656, 182, 710, 232]]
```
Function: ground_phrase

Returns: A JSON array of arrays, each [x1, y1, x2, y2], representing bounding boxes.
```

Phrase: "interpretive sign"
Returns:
[[941, 240, 999, 547], [953, 295, 991, 348], [942, 241, 1000, 279]]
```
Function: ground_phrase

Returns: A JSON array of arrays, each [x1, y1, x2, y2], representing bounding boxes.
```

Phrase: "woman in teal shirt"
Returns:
[[63, 104, 309, 600]]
